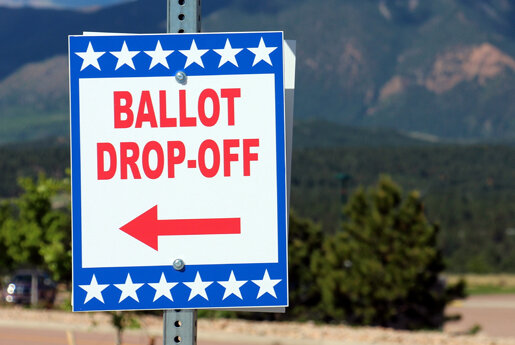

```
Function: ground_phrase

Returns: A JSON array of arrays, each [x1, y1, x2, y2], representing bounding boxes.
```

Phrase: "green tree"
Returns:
[[285, 211, 324, 320], [0, 201, 14, 273], [0, 174, 71, 281], [315, 175, 465, 329]]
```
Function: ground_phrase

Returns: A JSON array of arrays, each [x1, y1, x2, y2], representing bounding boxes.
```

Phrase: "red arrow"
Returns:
[[120, 205, 241, 251]]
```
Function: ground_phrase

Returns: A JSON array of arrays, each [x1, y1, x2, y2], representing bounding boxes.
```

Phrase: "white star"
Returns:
[[214, 39, 243, 68], [148, 273, 178, 302], [110, 41, 139, 70], [114, 273, 144, 303], [252, 270, 281, 299], [144, 41, 173, 69], [184, 272, 213, 301], [218, 271, 247, 300], [179, 40, 209, 68], [248, 37, 277, 66], [75, 42, 105, 71], [79, 274, 109, 304]]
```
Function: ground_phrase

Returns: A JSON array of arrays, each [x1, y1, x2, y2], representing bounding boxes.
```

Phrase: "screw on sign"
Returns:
[[175, 71, 187, 83]]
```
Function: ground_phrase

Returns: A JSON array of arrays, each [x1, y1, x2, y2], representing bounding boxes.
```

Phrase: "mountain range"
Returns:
[[0, 0, 514, 144]]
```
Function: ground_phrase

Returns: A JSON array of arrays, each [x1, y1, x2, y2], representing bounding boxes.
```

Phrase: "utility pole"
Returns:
[[164, 2, 201, 344]]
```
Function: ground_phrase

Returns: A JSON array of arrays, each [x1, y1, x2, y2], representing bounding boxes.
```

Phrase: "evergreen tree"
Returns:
[[315, 175, 465, 329], [286, 211, 324, 320]]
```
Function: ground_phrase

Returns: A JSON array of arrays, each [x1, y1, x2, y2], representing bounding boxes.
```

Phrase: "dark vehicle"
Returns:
[[3, 269, 57, 307]]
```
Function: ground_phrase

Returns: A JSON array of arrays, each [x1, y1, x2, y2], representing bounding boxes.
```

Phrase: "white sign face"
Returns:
[[80, 74, 278, 267], [69, 32, 288, 312]]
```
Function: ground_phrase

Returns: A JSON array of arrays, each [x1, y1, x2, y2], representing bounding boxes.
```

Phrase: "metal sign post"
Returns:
[[165, 1, 200, 344], [164, 308, 197, 345], [167, 0, 201, 33]]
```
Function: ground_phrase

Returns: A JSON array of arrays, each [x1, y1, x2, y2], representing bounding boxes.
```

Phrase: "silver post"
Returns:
[[164, 309, 198, 345], [167, 0, 201, 33], [165, 2, 200, 344]]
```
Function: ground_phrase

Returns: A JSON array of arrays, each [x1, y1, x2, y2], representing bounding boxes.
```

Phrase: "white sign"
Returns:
[[69, 32, 288, 311]]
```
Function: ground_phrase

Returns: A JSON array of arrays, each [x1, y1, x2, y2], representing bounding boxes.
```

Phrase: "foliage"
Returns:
[[233, 183, 463, 330], [0, 201, 13, 274], [1, 136, 514, 275], [314, 176, 465, 329], [291, 143, 515, 273], [0, 173, 71, 281], [0, 138, 69, 197], [283, 211, 325, 321], [110, 311, 141, 345], [1, 137, 514, 275], [445, 274, 515, 295], [0, 154, 467, 330]]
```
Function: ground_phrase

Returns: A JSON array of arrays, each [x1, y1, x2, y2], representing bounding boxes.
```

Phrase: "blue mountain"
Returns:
[[0, 0, 514, 143]]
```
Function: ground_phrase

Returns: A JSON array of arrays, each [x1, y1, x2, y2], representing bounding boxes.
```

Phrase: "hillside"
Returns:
[[204, 0, 515, 140], [0, 0, 515, 142], [0, 137, 513, 273], [293, 119, 436, 148], [0, 55, 68, 143], [291, 144, 515, 273]]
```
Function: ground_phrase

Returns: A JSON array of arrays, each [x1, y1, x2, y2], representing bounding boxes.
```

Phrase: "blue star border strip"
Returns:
[[68, 32, 288, 312]]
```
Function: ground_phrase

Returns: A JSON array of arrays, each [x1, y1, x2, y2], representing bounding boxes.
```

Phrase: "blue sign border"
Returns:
[[69, 32, 288, 311]]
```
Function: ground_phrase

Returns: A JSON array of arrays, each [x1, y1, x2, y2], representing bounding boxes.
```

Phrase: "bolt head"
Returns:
[[173, 258, 185, 271], [175, 71, 187, 84]]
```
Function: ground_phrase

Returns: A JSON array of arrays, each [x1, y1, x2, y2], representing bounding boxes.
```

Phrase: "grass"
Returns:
[[445, 274, 515, 295]]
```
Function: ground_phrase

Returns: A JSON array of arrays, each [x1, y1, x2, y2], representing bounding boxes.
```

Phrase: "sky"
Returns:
[[0, 0, 133, 9]]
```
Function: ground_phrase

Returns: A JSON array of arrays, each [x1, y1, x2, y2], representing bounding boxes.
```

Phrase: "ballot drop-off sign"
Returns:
[[69, 32, 287, 311]]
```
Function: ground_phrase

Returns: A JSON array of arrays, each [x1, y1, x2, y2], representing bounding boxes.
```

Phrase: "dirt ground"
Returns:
[[445, 294, 515, 337], [1, 294, 515, 345]]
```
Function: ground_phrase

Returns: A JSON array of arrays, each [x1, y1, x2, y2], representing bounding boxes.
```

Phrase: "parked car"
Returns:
[[3, 269, 57, 307]]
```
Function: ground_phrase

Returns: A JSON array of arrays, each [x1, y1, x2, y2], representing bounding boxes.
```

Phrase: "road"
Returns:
[[445, 294, 515, 337], [3, 296, 515, 345], [0, 326, 253, 345]]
